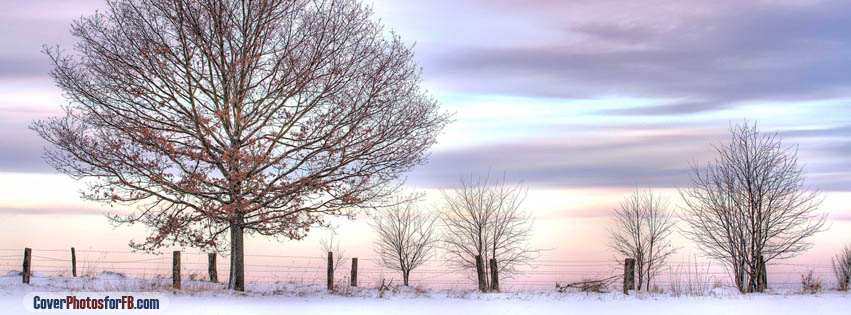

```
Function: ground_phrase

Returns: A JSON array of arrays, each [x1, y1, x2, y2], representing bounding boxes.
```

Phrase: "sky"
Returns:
[[0, 0, 850, 288]]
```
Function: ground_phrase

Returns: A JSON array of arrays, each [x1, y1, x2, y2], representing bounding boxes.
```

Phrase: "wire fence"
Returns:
[[0, 248, 841, 291]]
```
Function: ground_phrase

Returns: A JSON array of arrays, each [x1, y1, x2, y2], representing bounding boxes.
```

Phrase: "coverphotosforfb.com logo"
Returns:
[[24, 292, 169, 312]]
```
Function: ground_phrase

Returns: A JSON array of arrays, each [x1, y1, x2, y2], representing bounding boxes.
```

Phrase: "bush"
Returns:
[[833, 244, 851, 291], [800, 270, 822, 294]]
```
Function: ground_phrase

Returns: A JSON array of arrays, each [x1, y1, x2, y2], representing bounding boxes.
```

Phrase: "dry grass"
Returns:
[[800, 270, 822, 294], [668, 261, 716, 297], [445, 289, 474, 299], [556, 277, 617, 293], [413, 283, 430, 295]]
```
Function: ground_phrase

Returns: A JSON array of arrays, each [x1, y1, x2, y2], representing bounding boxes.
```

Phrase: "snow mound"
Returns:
[[95, 271, 127, 280], [2, 270, 19, 277]]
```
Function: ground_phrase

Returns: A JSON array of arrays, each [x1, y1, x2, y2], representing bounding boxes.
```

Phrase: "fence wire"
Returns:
[[0, 248, 841, 291]]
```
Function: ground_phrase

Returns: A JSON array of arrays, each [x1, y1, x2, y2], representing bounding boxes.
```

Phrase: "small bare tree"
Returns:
[[679, 122, 827, 293], [370, 197, 439, 286], [608, 188, 676, 291], [321, 233, 346, 274], [833, 243, 851, 291], [441, 174, 537, 290]]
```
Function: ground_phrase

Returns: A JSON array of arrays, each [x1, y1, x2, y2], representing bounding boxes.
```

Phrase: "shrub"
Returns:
[[800, 270, 822, 294], [832, 244, 851, 291]]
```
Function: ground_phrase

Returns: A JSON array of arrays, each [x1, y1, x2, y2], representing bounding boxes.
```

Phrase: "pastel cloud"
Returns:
[[417, 0, 851, 106], [1, 0, 851, 193]]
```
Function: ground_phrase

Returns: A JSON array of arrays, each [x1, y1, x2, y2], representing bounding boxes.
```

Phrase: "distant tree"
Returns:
[[32, 0, 449, 291], [370, 196, 439, 286], [441, 174, 537, 291], [679, 122, 827, 293], [833, 243, 851, 291], [608, 188, 676, 291]]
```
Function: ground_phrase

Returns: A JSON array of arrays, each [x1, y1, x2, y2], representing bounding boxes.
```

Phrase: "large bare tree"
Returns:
[[370, 196, 439, 286], [32, 0, 449, 291], [679, 122, 826, 293], [440, 174, 537, 291], [608, 188, 676, 291]]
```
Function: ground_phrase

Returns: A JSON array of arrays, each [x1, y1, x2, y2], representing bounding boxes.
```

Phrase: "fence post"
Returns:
[[22, 248, 31, 284], [350, 257, 358, 287], [489, 258, 499, 292], [208, 253, 217, 283], [623, 258, 635, 294], [172, 251, 181, 289], [326, 251, 334, 291], [475, 255, 486, 292], [71, 247, 77, 277]]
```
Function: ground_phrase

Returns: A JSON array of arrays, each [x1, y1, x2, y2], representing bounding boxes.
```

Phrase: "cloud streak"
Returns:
[[409, 131, 720, 189], [409, 123, 851, 191], [2, 0, 851, 194], [419, 1, 851, 110], [0, 206, 106, 216]]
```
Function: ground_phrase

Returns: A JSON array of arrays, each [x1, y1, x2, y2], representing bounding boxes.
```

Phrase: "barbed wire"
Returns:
[[0, 247, 841, 290]]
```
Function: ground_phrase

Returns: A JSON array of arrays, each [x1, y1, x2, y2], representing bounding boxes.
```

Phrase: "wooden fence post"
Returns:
[[326, 251, 334, 291], [22, 248, 31, 284], [489, 258, 499, 292], [172, 251, 181, 289], [208, 253, 217, 283], [350, 257, 358, 287], [71, 247, 77, 277], [623, 258, 635, 294], [475, 255, 486, 292]]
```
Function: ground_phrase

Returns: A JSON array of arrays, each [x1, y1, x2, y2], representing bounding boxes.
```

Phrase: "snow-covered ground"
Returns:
[[0, 271, 848, 314]]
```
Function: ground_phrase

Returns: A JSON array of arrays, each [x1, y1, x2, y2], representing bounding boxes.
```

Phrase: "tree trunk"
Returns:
[[403, 270, 409, 286], [228, 216, 245, 291], [756, 255, 767, 292], [735, 260, 746, 293], [646, 241, 654, 291], [475, 255, 487, 292], [489, 258, 499, 292], [746, 253, 759, 293]]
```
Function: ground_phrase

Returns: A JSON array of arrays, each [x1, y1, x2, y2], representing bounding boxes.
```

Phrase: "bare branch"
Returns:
[[32, 0, 450, 291], [439, 173, 539, 289], [320, 232, 346, 273], [833, 243, 851, 291], [607, 188, 677, 291], [369, 195, 439, 286], [678, 121, 827, 293]]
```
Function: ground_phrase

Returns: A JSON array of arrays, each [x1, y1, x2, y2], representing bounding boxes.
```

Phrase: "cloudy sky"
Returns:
[[0, 0, 850, 284]]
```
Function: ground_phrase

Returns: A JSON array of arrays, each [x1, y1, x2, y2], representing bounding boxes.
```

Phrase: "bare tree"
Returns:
[[608, 188, 676, 291], [440, 174, 537, 290], [833, 243, 851, 291], [370, 196, 439, 286], [320, 233, 346, 273], [679, 122, 827, 293], [32, 0, 450, 291]]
